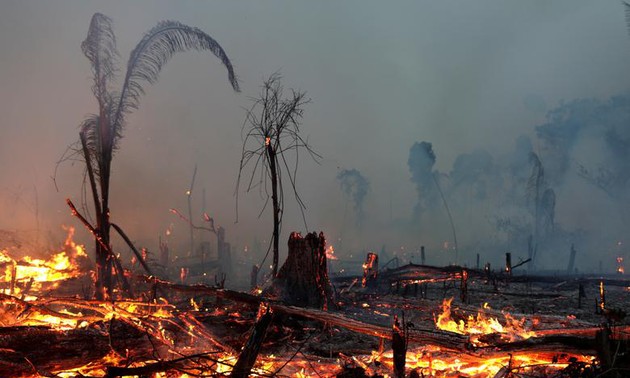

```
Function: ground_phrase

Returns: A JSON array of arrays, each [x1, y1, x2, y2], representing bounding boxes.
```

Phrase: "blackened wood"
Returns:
[[230, 304, 273, 378], [66, 199, 132, 297], [460, 269, 468, 303], [392, 315, 406, 378]]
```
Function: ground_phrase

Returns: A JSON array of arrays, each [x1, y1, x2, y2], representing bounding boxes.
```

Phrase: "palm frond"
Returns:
[[81, 13, 119, 103], [112, 20, 240, 146], [79, 114, 102, 176]]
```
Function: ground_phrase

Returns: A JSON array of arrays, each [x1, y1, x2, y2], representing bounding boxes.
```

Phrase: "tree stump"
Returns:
[[274, 232, 335, 310]]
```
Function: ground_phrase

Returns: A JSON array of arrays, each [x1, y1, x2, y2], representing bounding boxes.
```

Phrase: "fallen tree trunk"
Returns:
[[146, 276, 630, 360], [0, 321, 157, 376]]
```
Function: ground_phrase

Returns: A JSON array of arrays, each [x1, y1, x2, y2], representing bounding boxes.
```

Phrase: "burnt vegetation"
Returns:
[[3, 4, 630, 378]]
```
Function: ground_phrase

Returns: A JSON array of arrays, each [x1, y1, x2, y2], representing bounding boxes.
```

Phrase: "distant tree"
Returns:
[[337, 169, 370, 227], [408, 141, 438, 218], [408, 141, 458, 261], [71, 13, 239, 299], [526, 152, 556, 268], [237, 73, 318, 277]]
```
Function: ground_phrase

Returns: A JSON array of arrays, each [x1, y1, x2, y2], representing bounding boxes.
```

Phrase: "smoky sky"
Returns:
[[1, 1, 630, 272]]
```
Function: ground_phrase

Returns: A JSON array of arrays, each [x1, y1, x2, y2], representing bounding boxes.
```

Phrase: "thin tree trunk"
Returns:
[[268, 145, 280, 277], [98, 149, 113, 300], [80, 131, 108, 299], [187, 164, 197, 257]]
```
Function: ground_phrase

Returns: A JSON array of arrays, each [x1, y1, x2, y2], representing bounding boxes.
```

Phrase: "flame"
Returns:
[[435, 298, 536, 346], [0, 228, 596, 378], [1, 227, 86, 297], [325, 244, 337, 260]]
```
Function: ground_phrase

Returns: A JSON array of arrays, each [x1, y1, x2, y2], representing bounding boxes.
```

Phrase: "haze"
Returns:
[[1, 1, 630, 276]]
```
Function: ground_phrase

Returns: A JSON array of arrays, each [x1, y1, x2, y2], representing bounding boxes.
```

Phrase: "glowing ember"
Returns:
[[435, 298, 536, 346], [325, 244, 337, 260]]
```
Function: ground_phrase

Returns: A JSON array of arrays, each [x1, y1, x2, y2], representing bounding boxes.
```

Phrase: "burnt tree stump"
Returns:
[[274, 232, 335, 310]]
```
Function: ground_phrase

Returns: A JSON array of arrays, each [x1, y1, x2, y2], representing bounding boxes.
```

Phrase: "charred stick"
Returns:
[[231, 304, 273, 378], [110, 222, 153, 276], [510, 258, 531, 270], [392, 315, 407, 378]]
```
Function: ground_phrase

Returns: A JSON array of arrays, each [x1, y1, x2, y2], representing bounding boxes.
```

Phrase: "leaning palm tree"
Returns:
[[75, 13, 239, 299]]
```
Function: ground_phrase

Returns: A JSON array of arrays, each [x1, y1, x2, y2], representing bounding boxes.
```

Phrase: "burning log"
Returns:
[[274, 232, 335, 309], [0, 320, 155, 376]]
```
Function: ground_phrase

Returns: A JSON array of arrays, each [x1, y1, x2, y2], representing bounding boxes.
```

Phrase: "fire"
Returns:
[[617, 256, 624, 274], [325, 244, 337, 260], [0, 229, 597, 378], [1, 227, 86, 297], [435, 298, 536, 346]]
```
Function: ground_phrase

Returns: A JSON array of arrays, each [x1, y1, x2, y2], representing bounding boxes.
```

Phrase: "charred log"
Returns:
[[230, 303, 273, 378]]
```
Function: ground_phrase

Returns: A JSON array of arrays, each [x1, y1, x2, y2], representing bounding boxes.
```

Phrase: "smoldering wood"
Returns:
[[0, 321, 155, 376]]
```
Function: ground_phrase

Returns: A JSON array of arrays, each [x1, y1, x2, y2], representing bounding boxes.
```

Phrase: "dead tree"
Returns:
[[237, 73, 318, 277], [65, 13, 239, 299], [274, 232, 335, 309]]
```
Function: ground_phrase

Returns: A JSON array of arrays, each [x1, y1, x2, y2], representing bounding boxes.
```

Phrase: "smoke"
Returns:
[[1, 1, 630, 276], [336, 168, 369, 226]]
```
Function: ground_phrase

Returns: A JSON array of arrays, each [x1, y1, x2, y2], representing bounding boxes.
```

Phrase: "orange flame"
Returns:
[[435, 298, 536, 346]]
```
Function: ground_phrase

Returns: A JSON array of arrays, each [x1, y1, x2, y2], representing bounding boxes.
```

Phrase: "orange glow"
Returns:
[[325, 244, 337, 260], [0, 230, 596, 377], [435, 298, 536, 346], [1, 226, 86, 297]]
